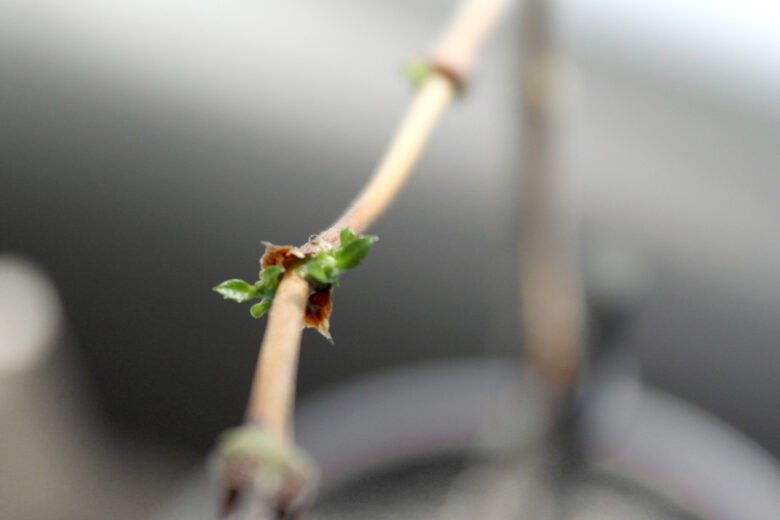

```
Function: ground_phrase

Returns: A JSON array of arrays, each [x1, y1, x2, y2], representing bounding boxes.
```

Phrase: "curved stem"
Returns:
[[244, 0, 512, 444], [318, 76, 455, 243], [246, 78, 455, 439]]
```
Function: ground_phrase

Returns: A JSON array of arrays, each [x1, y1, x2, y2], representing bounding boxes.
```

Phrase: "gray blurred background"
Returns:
[[1, 0, 778, 518]]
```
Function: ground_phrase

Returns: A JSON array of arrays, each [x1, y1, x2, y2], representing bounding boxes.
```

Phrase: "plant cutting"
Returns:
[[209, 0, 511, 517]]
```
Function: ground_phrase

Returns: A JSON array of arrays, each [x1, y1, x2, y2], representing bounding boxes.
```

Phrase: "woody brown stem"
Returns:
[[246, 272, 309, 439], [519, 0, 584, 397], [244, 0, 512, 443], [246, 76, 456, 439], [318, 75, 455, 244]]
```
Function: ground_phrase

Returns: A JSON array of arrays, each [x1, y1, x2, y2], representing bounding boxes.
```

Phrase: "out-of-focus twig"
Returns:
[[519, 0, 584, 399]]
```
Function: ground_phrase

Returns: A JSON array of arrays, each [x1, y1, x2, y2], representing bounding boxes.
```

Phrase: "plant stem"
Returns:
[[518, 0, 583, 398], [244, 0, 512, 443], [430, 0, 512, 86], [245, 76, 455, 439], [246, 272, 309, 439], [318, 75, 455, 243]]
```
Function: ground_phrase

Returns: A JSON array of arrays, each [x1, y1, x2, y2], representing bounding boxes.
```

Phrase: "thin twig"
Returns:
[[518, 0, 584, 398], [318, 76, 455, 242], [244, 0, 511, 443], [246, 272, 310, 439], [246, 75, 456, 438]]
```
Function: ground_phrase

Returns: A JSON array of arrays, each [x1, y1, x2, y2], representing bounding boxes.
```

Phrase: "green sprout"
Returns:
[[213, 227, 377, 319], [298, 227, 377, 286], [403, 58, 435, 89], [213, 265, 285, 319]]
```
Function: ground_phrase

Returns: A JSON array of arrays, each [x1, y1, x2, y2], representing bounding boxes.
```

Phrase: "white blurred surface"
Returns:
[[0, 256, 60, 375]]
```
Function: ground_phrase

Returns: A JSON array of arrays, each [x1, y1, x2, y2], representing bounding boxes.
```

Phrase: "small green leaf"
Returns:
[[250, 299, 272, 319], [335, 235, 377, 270], [256, 265, 285, 295], [339, 227, 358, 246], [403, 59, 434, 88], [299, 261, 326, 285], [213, 279, 258, 302], [299, 253, 338, 285]]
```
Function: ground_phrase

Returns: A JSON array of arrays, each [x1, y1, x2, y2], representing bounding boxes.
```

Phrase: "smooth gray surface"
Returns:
[[154, 358, 780, 520]]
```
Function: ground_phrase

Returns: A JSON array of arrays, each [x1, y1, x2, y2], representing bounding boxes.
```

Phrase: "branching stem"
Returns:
[[244, 0, 511, 443], [246, 75, 456, 437]]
